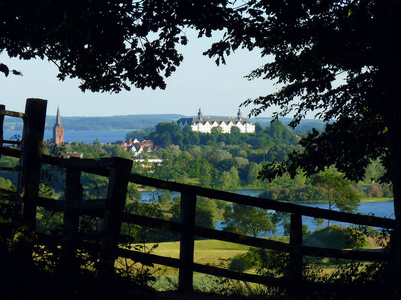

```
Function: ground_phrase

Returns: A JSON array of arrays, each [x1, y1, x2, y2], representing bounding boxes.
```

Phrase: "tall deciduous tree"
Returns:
[[148, 122, 183, 148], [311, 167, 360, 225], [222, 203, 277, 237], [203, 0, 401, 286]]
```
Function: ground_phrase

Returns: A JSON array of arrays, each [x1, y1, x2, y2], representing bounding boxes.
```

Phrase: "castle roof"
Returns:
[[177, 109, 252, 126], [177, 116, 252, 125]]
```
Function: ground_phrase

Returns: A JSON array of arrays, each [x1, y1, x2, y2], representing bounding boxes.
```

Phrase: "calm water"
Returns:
[[141, 189, 395, 236], [235, 190, 395, 234], [142, 190, 395, 218], [4, 130, 130, 144], [214, 200, 394, 236]]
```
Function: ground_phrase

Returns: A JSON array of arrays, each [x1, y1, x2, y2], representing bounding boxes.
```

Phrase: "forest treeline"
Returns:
[[0, 115, 392, 263], [0, 119, 389, 203], [125, 120, 390, 201]]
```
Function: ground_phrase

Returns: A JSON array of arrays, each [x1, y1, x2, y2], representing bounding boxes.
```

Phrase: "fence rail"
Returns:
[[0, 99, 396, 294]]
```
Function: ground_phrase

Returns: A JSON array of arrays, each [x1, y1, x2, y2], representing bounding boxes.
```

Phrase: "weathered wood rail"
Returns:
[[0, 99, 397, 294]]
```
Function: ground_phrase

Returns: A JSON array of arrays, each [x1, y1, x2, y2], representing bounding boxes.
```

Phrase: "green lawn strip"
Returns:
[[131, 240, 251, 276], [359, 197, 393, 202], [146, 232, 384, 291], [150, 239, 249, 261]]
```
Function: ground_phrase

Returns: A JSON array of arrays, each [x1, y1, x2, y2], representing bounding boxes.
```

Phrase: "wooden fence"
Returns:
[[0, 99, 397, 294]]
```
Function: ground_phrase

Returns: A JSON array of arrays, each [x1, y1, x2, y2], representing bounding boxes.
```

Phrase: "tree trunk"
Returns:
[[378, 0, 401, 293], [385, 88, 401, 294]]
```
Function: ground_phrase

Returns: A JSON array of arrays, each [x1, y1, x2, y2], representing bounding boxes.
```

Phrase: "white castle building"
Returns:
[[176, 109, 255, 134]]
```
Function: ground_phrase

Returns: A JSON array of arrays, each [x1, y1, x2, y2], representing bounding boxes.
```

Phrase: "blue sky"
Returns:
[[1, 34, 280, 118]]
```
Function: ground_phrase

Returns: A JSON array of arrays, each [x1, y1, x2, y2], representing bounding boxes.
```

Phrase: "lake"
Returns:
[[140, 189, 395, 236], [3, 130, 130, 144], [215, 200, 395, 236]]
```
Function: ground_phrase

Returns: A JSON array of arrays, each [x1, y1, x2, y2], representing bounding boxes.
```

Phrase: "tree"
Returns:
[[229, 166, 240, 189], [0, 177, 15, 191], [247, 162, 262, 186], [148, 122, 184, 148], [168, 196, 216, 229], [195, 198, 218, 229], [217, 158, 238, 172], [158, 193, 171, 205], [222, 203, 277, 237], [202, 0, 401, 284], [218, 171, 233, 191], [0, 0, 235, 92], [265, 120, 298, 146], [311, 167, 360, 225], [199, 160, 213, 188], [363, 160, 386, 184], [213, 149, 232, 162], [182, 125, 200, 147], [226, 126, 241, 144]]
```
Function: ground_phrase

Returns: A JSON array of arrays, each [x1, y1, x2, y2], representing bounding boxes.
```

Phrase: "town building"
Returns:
[[53, 106, 64, 144], [60, 152, 84, 159], [176, 109, 255, 134], [113, 138, 155, 156]]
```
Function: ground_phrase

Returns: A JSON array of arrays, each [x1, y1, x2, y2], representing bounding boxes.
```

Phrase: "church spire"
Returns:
[[53, 106, 64, 144], [55, 106, 62, 127]]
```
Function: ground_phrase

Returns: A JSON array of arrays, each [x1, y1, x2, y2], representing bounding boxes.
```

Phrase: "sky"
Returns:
[[1, 34, 281, 118]]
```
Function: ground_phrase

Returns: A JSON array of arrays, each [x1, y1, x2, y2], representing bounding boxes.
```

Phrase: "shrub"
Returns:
[[228, 253, 254, 272], [366, 184, 384, 198]]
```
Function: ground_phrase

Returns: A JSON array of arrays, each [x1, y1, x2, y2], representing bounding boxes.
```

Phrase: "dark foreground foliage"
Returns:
[[0, 188, 395, 300], [0, 238, 157, 300]]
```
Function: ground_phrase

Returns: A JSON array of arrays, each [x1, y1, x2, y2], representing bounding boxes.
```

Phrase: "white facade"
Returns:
[[176, 109, 255, 134]]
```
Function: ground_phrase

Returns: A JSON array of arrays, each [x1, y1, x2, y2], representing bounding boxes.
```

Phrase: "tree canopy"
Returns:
[[311, 167, 360, 214], [222, 203, 277, 237], [3, 0, 396, 186], [202, 0, 401, 284], [200, 0, 398, 183], [0, 0, 233, 92]]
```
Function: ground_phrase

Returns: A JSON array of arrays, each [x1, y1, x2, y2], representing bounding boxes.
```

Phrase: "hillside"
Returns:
[[2, 114, 185, 131], [2, 113, 326, 133]]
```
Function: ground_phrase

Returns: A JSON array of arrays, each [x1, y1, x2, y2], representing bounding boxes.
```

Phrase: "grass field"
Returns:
[[123, 238, 291, 277], [133, 240, 252, 292], [144, 239, 250, 274], [119, 239, 250, 278], [119, 231, 387, 293], [360, 197, 393, 202]]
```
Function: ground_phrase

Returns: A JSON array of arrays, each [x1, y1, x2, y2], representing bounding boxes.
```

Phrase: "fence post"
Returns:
[[179, 191, 196, 293], [289, 213, 303, 291], [0, 104, 5, 157], [20, 98, 47, 229], [390, 229, 398, 292], [63, 166, 83, 267], [99, 157, 133, 276]]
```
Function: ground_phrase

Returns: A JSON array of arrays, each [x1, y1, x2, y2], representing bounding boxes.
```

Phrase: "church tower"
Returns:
[[53, 106, 64, 144]]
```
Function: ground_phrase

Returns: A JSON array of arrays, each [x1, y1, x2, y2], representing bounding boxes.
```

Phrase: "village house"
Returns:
[[113, 138, 155, 156], [60, 152, 84, 159], [114, 138, 135, 151]]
